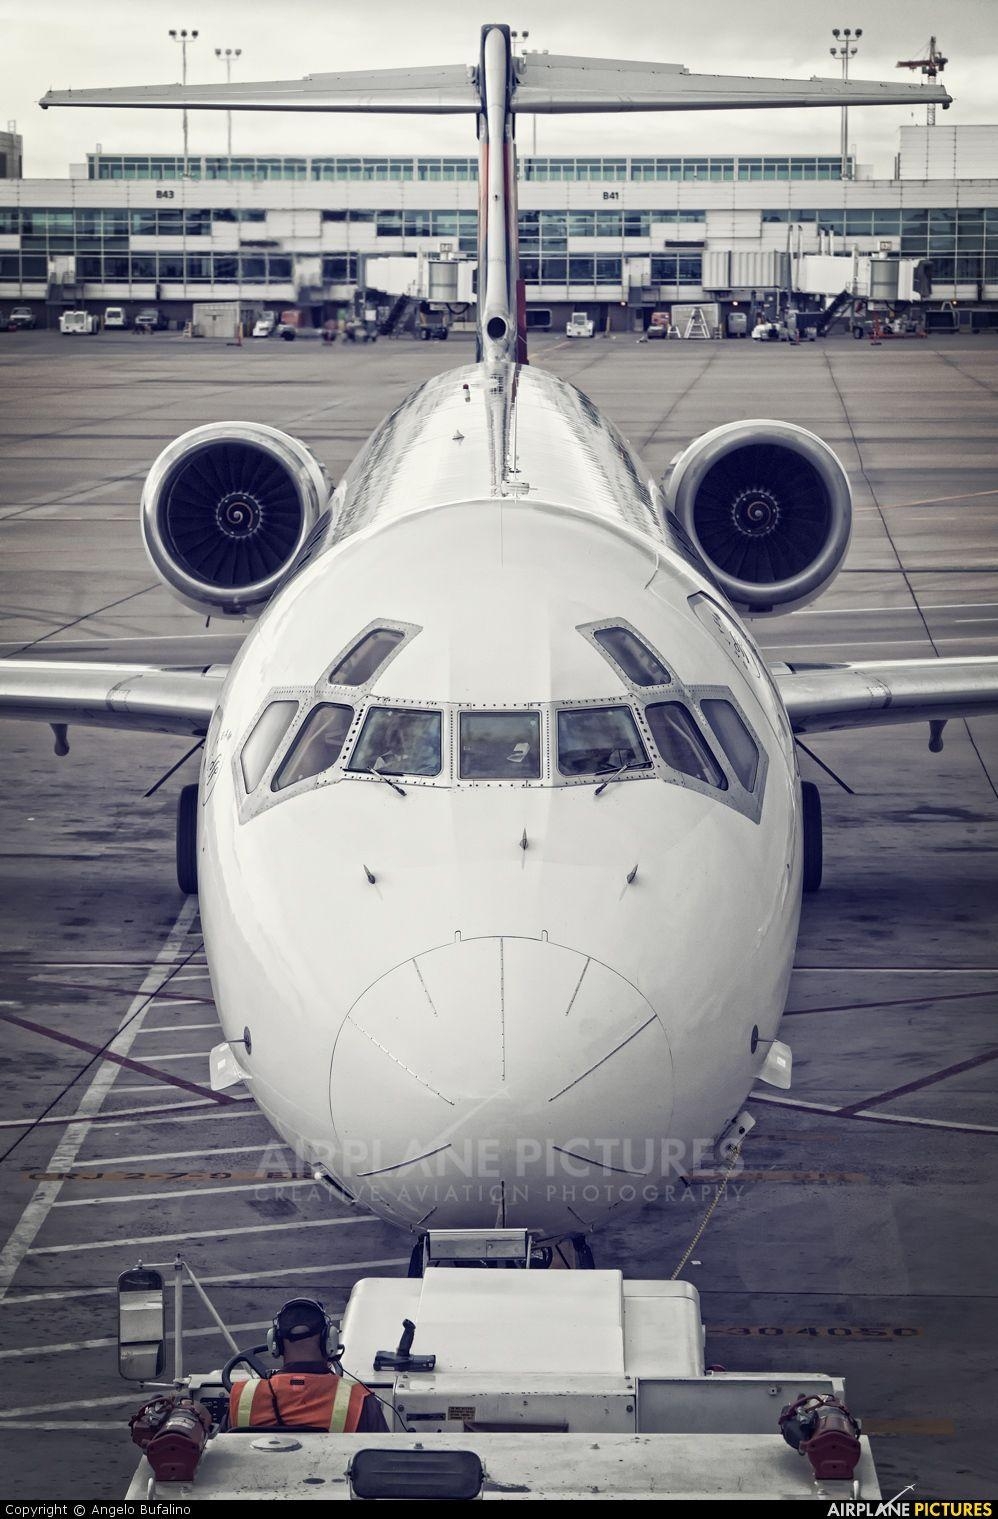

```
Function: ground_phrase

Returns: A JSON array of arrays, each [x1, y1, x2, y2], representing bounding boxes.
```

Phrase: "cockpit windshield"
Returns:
[[328, 627, 405, 686], [460, 712, 541, 779], [557, 706, 651, 777], [272, 703, 354, 792], [592, 626, 671, 686], [347, 707, 442, 777]]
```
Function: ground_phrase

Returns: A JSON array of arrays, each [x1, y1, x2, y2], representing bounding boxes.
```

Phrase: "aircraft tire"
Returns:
[[176, 783, 199, 895], [801, 780, 823, 893], [572, 1235, 596, 1270]]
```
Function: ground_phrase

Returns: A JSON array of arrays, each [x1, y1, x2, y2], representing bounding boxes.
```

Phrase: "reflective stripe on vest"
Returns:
[[234, 1377, 258, 1429], [329, 1376, 354, 1433], [228, 1371, 366, 1432]]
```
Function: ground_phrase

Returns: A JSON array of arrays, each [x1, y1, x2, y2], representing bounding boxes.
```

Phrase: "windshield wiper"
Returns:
[[593, 759, 644, 798], [362, 761, 406, 797]]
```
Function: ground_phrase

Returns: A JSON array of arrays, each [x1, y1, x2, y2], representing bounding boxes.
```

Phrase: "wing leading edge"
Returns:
[[775, 658, 998, 735], [0, 661, 223, 737]]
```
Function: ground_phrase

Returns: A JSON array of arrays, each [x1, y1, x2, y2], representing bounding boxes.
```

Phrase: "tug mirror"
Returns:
[[118, 1267, 165, 1381]]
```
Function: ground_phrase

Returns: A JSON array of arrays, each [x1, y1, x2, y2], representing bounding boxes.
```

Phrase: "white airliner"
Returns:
[[4, 29, 993, 1258]]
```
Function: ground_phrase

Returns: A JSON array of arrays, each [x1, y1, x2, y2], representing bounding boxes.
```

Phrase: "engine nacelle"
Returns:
[[141, 423, 331, 617], [664, 420, 852, 614]]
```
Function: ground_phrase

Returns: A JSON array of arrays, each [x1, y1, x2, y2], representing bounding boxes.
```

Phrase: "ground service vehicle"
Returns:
[[8, 306, 34, 329], [104, 306, 128, 328], [253, 311, 277, 338], [59, 309, 97, 334], [118, 1233, 879, 1501], [565, 310, 595, 338], [134, 307, 167, 332]]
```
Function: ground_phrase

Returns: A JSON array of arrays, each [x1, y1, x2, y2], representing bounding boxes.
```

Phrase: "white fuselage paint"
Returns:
[[197, 360, 802, 1241]]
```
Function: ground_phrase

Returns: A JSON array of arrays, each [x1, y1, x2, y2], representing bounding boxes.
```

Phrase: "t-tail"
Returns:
[[41, 24, 950, 365]]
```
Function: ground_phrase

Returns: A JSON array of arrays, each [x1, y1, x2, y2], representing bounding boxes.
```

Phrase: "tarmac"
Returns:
[[0, 325, 996, 1499]]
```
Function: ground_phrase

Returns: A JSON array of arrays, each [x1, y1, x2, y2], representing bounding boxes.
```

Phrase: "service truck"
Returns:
[[117, 1229, 878, 1502], [565, 310, 595, 338]]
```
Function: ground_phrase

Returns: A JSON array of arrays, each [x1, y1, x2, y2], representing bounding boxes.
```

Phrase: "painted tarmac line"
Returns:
[[0, 1258, 408, 1308], [68, 1142, 293, 1167], [137, 1023, 220, 1035], [0, 1318, 272, 1362], [0, 1393, 137, 1418], [752, 1093, 998, 1135], [783, 988, 998, 1018], [27, 1213, 370, 1254], [0, 1005, 235, 1106], [792, 967, 998, 974], [52, 1178, 318, 1208], [0, 898, 200, 1305], [837, 1045, 998, 1116], [124, 1050, 214, 1063], [0, 1095, 254, 1130]]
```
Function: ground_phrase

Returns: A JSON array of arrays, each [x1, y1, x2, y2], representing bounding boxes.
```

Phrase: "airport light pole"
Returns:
[[215, 47, 242, 161], [511, 30, 537, 159], [830, 27, 861, 181], [169, 28, 199, 176]]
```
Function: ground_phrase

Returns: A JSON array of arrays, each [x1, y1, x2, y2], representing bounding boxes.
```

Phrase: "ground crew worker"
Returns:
[[227, 1297, 388, 1433]]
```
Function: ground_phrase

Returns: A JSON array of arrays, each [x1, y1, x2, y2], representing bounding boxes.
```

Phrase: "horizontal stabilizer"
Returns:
[[40, 50, 951, 117], [41, 64, 479, 114], [510, 52, 952, 113]]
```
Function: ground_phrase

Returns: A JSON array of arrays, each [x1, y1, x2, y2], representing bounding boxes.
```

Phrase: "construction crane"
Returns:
[[897, 37, 948, 126]]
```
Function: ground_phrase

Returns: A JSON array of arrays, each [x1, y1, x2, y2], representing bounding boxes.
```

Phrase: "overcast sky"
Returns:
[[3, 0, 996, 179]]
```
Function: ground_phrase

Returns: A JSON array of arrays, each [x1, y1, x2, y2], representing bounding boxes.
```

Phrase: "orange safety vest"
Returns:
[[228, 1371, 368, 1432]]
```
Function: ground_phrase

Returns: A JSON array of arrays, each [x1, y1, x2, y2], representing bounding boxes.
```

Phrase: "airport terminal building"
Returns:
[[1, 124, 997, 331]]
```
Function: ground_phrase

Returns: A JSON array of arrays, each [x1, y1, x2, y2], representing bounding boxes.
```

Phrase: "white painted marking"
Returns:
[[0, 899, 199, 1305], [0, 1422, 130, 1431], [53, 1179, 315, 1208], [0, 1257, 408, 1308], [0, 1095, 254, 1130], [146, 998, 206, 1008], [792, 967, 998, 975], [27, 1214, 369, 1254], [0, 1393, 137, 1417], [97, 1106, 264, 1130], [752, 1092, 998, 1134], [106, 1084, 202, 1095], [795, 602, 998, 617], [129, 1050, 214, 1062], [0, 1319, 271, 1361], [70, 1142, 293, 1168], [137, 1023, 219, 1034]]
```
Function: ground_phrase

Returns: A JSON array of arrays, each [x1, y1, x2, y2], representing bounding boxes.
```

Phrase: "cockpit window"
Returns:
[[272, 703, 353, 792], [593, 626, 671, 686], [348, 707, 442, 777], [702, 698, 759, 791], [557, 706, 651, 778], [328, 627, 405, 686], [460, 711, 541, 779], [241, 700, 298, 792], [646, 703, 727, 789]]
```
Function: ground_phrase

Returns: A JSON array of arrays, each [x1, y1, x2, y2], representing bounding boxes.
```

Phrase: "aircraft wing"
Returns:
[[0, 660, 223, 737], [775, 658, 998, 735]]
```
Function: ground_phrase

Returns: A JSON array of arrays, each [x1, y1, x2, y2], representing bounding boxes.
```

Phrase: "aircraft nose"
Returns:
[[328, 936, 673, 1229]]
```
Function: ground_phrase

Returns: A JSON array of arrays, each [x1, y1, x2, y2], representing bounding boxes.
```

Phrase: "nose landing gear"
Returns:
[[176, 783, 199, 895], [801, 780, 823, 893]]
